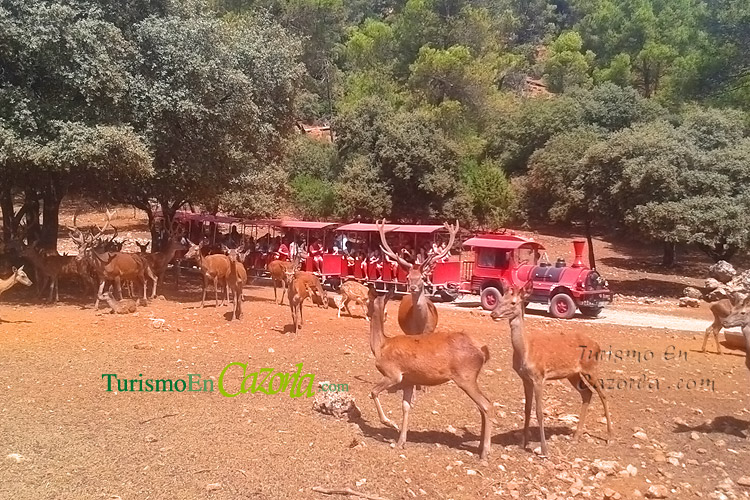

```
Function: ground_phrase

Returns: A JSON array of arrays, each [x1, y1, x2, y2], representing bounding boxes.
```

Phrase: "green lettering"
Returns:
[[267, 372, 288, 395], [145, 379, 154, 392], [102, 374, 117, 391], [155, 379, 173, 392], [253, 368, 273, 394], [290, 363, 315, 398], [188, 374, 201, 392], [219, 362, 246, 398], [203, 379, 214, 392]]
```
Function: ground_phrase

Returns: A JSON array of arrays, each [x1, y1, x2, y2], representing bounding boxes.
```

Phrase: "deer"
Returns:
[[268, 254, 302, 305], [98, 291, 138, 314], [722, 294, 750, 374], [337, 279, 371, 320], [225, 246, 248, 320], [490, 281, 612, 457], [366, 285, 492, 459], [376, 219, 458, 335], [183, 241, 231, 308], [20, 241, 78, 303], [286, 271, 328, 332], [701, 294, 748, 355], [139, 225, 186, 298], [71, 210, 155, 310], [0, 266, 33, 298]]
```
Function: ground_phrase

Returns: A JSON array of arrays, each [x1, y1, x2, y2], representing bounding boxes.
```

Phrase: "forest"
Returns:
[[1, 0, 749, 263]]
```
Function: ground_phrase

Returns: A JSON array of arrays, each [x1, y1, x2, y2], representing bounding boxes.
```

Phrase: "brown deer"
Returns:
[[701, 295, 748, 355], [337, 279, 371, 320], [71, 211, 155, 310], [20, 242, 78, 303], [366, 285, 492, 459], [376, 219, 458, 335], [268, 255, 302, 305], [183, 242, 231, 308], [98, 291, 137, 314], [140, 227, 186, 298], [491, 282, 612, 457], [0, 266, 33, 297], [722, 295, 750, 373], [226, 246, 248, 320], [287, 271, 328, 332]]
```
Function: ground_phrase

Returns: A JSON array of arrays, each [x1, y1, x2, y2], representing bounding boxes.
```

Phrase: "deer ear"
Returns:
[[12, 266, 17, 273]]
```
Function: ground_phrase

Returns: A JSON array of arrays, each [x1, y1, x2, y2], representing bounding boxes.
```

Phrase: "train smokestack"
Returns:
[[572, 240, 586, 268]]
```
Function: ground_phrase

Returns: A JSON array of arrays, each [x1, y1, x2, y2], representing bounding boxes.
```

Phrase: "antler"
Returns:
[[422, 220, 459, 272], [376, 219, 412, 270], [92, 209, 116, 242]]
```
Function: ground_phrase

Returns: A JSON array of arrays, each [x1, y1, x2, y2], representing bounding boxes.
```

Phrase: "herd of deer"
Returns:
[[1, 211, 749, 460]]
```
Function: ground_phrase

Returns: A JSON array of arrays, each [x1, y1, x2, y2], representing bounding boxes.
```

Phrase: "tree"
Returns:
[[543, 31, 595, 92], [0, 0, 151, 248], [114, 12, 302, 245], [461, 159, 514, 229]]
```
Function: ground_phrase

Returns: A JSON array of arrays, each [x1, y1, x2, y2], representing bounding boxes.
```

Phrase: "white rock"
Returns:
[[5, 453, 24, 463]]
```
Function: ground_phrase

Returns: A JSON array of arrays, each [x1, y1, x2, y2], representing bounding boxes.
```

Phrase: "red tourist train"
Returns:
[[162, 212, 613, 319]]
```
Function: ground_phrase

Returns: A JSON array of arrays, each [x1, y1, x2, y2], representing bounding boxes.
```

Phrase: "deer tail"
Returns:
[[481, 345, 490, 363]]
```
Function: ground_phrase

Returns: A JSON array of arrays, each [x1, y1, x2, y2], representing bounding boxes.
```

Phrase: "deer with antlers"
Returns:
[[376, 219, 458, 335], [183, 242, 232, 308], [366, 285, 492, 458], [491, 282, 612, 457], [0, 266, 33, 298], [71, 210, 155, 310], [20, 242, 78, 303], [286, 271, 328, 332]]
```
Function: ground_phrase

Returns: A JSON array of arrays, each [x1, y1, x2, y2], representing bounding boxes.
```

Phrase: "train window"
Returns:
[[516, 248, 539, 265], [477, 248, 508, 268]]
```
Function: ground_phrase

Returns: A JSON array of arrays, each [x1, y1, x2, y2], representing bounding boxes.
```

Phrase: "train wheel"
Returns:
[[550, 293, 576, 319], [579, 306, 603, 318], [480, 287, 502, 311]]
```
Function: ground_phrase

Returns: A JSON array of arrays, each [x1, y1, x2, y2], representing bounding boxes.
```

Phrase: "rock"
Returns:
[[5, 453, 24, 463], [728, 270, 750, 292], [705, 278, 723, 292], [312, 391, 361, 420], [206, 483, 222, 491], [145, 434, 158, 443], [646, 485, 670, 498], [591, 459, 620, 476], [683, 286, 703, 299], [690, 432, 700, 440], [679, 297, 701, 308], [634, 430, 649, 441], [706, 288, 730, 302], [667, 457, 680, 466], [737, 477, 750, 487], [603, 488, 622, 500], [709, 261, 736, 284], [717, 478, 734, 492]]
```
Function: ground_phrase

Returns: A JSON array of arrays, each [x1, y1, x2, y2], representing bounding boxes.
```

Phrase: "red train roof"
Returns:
[[463, 234, 545, 251]]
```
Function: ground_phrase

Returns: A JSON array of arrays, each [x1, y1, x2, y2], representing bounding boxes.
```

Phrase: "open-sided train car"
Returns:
[[157, 211, 613, 318]]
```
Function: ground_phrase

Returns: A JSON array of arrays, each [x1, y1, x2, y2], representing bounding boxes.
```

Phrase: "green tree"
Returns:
[[461, 159, 514, 229], [543, 31, 595, 92]]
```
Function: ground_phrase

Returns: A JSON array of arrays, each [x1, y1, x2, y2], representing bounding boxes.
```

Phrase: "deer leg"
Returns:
[[396, 385, 416, 448], [702, 325, 722, 354], [213, 276, 219, 307], [279, 279, 286, 306], [273, 280, 278, 304], [201, 274, 208, 307], [568, 374, 593, 441], [533, 381, 548, 457], [586, 375, 612, 443], [522, 379, 533, 450], [371, 375, 402, 431], [454, 376, 493, 459], [337, 296, 344, 318], [94, 280, 106, 310], [48, 276, 55, 303], [713, 326, 723, 355]]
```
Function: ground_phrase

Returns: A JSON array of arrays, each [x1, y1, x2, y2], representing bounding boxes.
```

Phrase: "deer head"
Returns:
[[376, 219, 458, 297], [183, 241, 202, 260], [723, 294, 750, 328], [490, 281, 533, 321], [135, 239, 151, 253], [13, 266, 33, 287]]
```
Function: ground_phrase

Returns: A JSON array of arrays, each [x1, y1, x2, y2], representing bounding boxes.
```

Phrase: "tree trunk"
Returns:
[[40, 179, 66, 251], [24, 188, 41, 244], [585, 219, 596, 270], [662, 241, 676, 267], [1, 187, 15, 243], [698, 242, 736, 263]]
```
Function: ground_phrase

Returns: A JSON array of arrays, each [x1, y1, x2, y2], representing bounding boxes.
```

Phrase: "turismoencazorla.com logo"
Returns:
[[101, 362, 349, 398]]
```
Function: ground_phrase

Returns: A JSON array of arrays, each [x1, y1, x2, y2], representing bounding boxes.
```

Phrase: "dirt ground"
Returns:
[[1, 274, 749, 500], [1, 202, 749, 499]]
